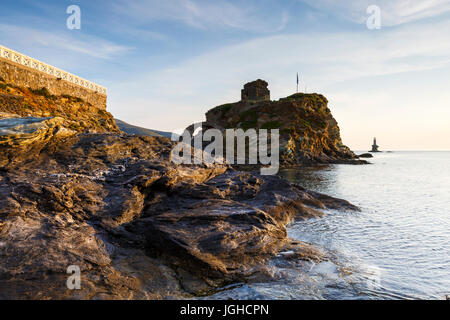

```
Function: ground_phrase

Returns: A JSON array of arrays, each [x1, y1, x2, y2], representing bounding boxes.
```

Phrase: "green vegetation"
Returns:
[[314, 118, 327, 129], [218, 103, 234, 114], [299, 119, 311, 128], [239, 109, 258, 130], [239, 109, 258, 121], [29, 87, 54, 99], [69, 123, 82, 131], [0, 80, 13, 90], [280, 93, 328, 106], [281, 93, 307, 101], [23, 103, 33, 113], [240, 120, 258, 130], [261, 121, 281, 130], [280, 128, 294, 135], [210, 102, 236, 115], [62, 94, 84, 103]]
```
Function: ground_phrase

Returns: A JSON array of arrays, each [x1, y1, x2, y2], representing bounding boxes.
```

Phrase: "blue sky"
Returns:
[[1, 0, 450, 150]]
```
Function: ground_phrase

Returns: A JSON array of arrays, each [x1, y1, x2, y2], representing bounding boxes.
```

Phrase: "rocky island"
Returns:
[[0, 77, 359, 299], [194, 80, 366, 166]]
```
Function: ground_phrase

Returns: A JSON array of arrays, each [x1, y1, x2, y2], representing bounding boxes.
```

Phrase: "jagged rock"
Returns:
[[0, 116, 76, 167], [0, 121, 358, 299], [0, 116, 52, 136]]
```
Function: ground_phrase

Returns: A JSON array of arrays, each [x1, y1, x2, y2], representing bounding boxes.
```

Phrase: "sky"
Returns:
[[1, 0, 450, 150]]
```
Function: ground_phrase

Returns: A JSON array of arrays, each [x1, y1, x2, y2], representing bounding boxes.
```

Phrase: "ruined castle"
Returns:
[[0, 45, 107, 110], [241, 79, 270, 104]]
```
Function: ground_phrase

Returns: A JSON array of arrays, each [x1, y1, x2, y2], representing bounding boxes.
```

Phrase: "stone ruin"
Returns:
[[241, 79, 270, 104]]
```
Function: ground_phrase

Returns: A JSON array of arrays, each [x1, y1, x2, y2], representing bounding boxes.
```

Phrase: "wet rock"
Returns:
[[0, 121, 358, 299]]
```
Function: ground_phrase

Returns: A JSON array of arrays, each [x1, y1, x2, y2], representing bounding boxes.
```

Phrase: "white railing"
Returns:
[[0, 45, 107, 95]]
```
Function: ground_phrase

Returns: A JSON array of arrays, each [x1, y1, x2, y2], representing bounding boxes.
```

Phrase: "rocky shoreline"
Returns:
[[0, 79, 363, 299], [0, 115, 359, 299]]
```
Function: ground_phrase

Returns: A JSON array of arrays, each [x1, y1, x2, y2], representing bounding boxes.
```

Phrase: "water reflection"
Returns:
[[280, 166, 334, 192]]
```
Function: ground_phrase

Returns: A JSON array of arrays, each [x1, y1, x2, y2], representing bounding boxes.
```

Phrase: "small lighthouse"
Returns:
[[370, 137, 380, 152]]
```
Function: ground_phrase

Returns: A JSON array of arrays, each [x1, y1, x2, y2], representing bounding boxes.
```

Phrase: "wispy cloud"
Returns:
[[112, 0, 289, 32], [300, 0, 450, 26], [108, 17, 450, 142], [0, 24, 133, 60], [114, 18, 450, 98]]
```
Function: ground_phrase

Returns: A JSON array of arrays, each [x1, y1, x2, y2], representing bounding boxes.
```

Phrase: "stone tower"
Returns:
[[241, 79, 270, 104]]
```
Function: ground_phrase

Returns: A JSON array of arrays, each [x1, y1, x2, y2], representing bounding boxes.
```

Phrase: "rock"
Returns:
[[358, 153, 373, 158], [0, 82, 119, 133], [192, 81, 367, 166], [0, 116, 77, 167], [0, 121, 359, 299], [0, 116, 52, 136]]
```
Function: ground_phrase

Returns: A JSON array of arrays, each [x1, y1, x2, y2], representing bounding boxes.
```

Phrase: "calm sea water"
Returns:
[[206, 151, 450, 300]]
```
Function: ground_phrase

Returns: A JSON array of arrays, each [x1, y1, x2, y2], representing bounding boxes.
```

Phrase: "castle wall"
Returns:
[[0, 45, 107, 110], [241, 79, 270, 103]]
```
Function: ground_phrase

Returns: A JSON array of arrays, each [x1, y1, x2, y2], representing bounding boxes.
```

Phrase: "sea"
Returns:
[[206, 151, 450, 300]]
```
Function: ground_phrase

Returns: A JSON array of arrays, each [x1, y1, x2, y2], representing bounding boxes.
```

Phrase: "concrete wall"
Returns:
[[0, 45, 107, 110]]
